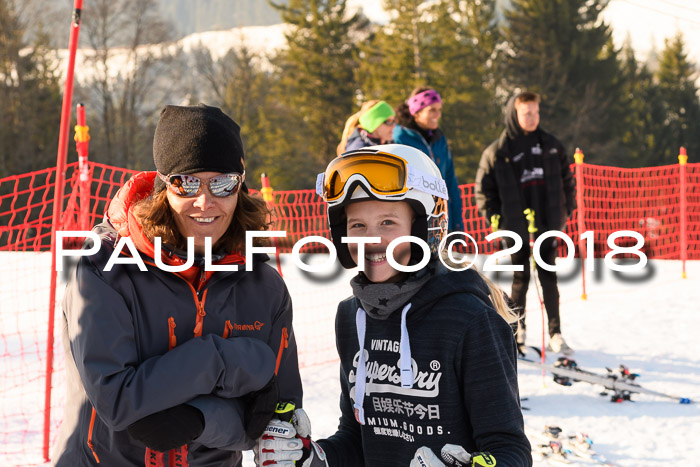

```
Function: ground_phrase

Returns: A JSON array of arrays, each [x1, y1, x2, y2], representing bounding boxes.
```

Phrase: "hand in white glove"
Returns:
[[253, 407, 328, 467], [410, 445, 495, 467]]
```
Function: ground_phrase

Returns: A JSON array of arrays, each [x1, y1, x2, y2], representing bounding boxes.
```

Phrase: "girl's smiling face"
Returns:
[[345, 200, 415, 283]]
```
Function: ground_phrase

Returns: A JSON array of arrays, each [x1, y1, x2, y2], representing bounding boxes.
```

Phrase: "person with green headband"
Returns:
[[337, 100, 396, 155]]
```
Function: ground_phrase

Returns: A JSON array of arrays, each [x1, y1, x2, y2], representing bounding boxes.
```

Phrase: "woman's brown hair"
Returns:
[[395, 86, 434, 127], [133, 189, 271, 254]]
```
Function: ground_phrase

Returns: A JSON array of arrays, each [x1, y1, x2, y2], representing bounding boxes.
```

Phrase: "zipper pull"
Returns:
[[223, 320, 233, 339], [193, 303, 206, 336], [168, 317, 177, 350]]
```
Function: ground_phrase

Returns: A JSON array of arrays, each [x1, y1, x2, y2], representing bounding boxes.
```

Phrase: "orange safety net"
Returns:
[[569, 163, 700, 260], [3, 162, 699, 259], [1, 161, 699, 465]]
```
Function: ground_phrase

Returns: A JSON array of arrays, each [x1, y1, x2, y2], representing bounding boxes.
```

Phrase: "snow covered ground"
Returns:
[[1, 253, 699, 466], [265, 257, 700, 466]]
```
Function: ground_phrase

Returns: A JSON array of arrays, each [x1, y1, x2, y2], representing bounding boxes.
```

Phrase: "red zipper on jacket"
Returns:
[[154, 272, 204, 466], [87, 407, 101, 463], [192, 288, 208, 337], [140, 258, 209, 338], [275, 327, 289, 376]]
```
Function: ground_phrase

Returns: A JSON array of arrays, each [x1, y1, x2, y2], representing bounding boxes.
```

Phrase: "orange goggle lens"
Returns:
[[323, 154, 408, 201]]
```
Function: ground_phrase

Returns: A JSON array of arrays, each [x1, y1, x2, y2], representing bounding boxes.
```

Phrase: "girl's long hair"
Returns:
[[440, 251, 518, 325]]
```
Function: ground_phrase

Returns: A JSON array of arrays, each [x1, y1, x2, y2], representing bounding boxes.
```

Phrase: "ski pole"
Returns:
[[524, 208, 546, 384]]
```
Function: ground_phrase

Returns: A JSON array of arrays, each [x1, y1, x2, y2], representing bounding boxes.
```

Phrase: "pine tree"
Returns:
[[223, 46, 276, 189], [0, 0, 61, 178], [654, 33, 700, 165], [425, 0, 502, 182], [264, 0, 367, 189], [355, 0, 427, 105], [183, 41, 275, 189], [502, 0, 622, 162], [358, 0, 502, 182], [78, 0, 177, 170], [616, 40, 665, 167]]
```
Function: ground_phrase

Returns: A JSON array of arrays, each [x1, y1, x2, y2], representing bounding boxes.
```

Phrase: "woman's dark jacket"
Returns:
[[52, 172, 302, 466]]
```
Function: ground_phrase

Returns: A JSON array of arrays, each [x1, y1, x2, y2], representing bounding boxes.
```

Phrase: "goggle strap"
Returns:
[[316, 173, 325, 197], [407, 165, 449, 200]]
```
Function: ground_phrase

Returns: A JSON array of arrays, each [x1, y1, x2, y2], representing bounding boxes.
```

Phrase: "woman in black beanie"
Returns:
[[53, 104, 302, 466]]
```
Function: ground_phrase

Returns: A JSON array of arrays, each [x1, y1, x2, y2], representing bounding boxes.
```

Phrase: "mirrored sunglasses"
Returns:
[[158, 172, 244, 198]]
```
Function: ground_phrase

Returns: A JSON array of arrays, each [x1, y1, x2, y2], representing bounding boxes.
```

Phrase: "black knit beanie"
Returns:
[[152, 104, 247, 193]]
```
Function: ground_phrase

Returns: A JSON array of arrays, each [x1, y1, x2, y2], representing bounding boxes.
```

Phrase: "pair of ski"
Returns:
[[528, 425, 616, 466], [518, 347, 693, 404]]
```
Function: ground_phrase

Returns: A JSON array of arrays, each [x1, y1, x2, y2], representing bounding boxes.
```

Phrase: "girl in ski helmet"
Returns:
[[255, 144, 532, 467]]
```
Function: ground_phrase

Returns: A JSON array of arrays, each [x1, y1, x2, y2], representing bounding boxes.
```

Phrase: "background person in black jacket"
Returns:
[[475, 92, 576, 355]]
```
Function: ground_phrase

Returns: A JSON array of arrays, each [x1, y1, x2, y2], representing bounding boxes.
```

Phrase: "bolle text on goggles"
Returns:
[[158, 172, 245, 198], [316, 151, 448, 203]]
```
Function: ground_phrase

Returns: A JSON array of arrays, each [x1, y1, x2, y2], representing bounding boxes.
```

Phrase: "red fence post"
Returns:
[[679, 147, 688, 278], [45, 0, 84, 461], [75, 103, 90, 231], [574, 148, 587, 300], [261, 173, 283, 276]]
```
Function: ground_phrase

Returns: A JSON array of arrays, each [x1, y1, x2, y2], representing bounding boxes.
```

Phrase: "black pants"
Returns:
[[510, 237, 561, 336]]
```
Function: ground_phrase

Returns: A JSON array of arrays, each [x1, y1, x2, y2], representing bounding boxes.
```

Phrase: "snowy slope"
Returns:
[[52, 23, 291, 85], [264, 258, 700, 466], [1, 255, 698, 466]]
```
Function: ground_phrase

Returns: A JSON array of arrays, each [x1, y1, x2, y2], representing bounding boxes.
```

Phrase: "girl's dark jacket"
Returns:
[[52, 172, 302, 466], [475, 97, 576, 241], [317, 268, 532, 466]]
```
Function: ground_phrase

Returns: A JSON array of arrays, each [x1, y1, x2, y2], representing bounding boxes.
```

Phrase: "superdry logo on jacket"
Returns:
[[318, 267, 532, 467]]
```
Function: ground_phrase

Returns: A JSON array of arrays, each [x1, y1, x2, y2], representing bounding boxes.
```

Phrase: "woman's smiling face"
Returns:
[[166, 171, 238, 253]]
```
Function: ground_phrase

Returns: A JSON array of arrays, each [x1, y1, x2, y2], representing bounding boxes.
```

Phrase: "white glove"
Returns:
[[253, 408, 328, 467], [410, 445, 474, 467]]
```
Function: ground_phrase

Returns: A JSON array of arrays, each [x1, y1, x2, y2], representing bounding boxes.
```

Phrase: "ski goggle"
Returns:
[[316, 151, 448, 202], [158, 172, 245, 198], [317, 153, 409, 202]]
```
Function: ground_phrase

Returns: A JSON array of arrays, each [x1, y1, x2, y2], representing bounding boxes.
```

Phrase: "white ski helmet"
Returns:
[[317, 144, 449, 268]]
